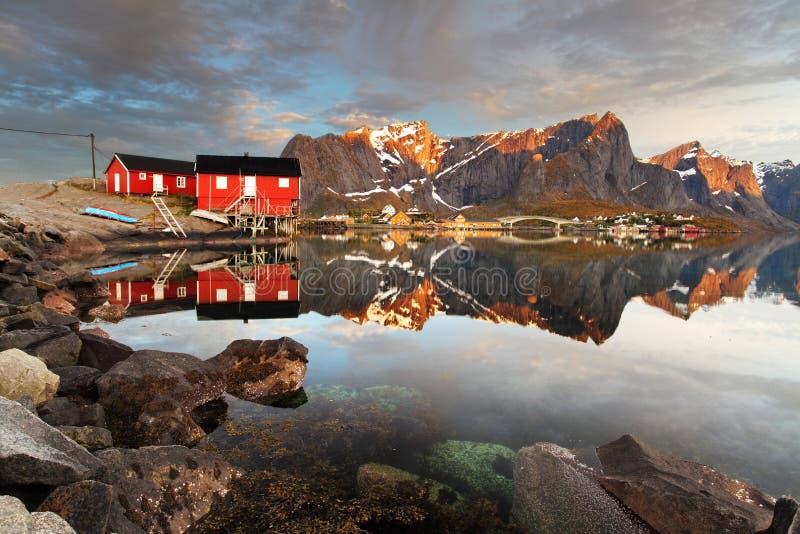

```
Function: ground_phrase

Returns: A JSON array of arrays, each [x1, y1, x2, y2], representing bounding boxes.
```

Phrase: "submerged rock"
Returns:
[[135, 396, 206, 447], [96, 349, 224, 446], [0, 397, 106, 486], [511, 442, 646, 533], [357, 462, 463, 508], [76, 332, 132, 372], [0, 348, 59, 406], [420, 440, 515, 503], [596, 434, 775, 534], [209, 337, 308, 405], [304, 383, 359, 402], [96, 445, 243, 534], [37, 480, 141, 534]]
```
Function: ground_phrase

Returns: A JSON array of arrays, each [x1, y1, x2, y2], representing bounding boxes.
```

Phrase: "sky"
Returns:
[[1, 0, 799, 183]]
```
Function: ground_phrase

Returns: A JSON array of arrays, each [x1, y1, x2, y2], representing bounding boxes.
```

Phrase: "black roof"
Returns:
[[195, 155, 302, 176], [114, 153, 195, 175]]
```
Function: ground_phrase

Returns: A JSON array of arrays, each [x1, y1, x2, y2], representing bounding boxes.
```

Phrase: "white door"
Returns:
[[153, 174, 164, 193], [154, 283, 165, 301], [244, 176, 256, 197], [114, 173, 120, 192]]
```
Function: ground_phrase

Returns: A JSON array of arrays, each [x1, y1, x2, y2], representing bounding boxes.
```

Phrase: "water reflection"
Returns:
[[95, 231, 800, 345]]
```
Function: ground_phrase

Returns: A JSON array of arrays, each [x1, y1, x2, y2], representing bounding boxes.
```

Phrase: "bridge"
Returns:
[[496, 215, 580, 230]]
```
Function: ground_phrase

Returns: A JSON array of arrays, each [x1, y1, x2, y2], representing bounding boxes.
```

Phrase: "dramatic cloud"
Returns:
[[1, 0, 798, 182]]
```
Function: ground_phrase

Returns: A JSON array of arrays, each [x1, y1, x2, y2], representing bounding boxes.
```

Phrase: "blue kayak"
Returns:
[[90, 261, 138, 275], [83, 206, 138, 224]]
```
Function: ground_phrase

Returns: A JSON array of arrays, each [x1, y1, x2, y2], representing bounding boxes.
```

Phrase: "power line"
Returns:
[[0, 126, 91, 138]]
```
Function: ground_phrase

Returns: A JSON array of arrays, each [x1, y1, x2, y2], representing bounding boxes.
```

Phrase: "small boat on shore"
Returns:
[[82, 205, 138, 224]]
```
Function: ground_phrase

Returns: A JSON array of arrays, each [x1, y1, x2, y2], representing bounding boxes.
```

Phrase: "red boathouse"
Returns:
[[105, 153, 196, 196], [195, 154, 301, 216]]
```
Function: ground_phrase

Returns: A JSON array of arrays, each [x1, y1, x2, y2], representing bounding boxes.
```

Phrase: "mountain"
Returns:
[[643, 141, 786, 226], [755, 160, 800, 223], [281, 113, 790, 227]]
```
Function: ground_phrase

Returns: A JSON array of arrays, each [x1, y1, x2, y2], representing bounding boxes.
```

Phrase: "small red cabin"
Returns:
[[105, 153, 196, 196], [195, 155, 301, 215]]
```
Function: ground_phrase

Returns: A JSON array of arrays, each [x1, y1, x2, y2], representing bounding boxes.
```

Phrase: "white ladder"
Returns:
[[152, 194, 187, 238]]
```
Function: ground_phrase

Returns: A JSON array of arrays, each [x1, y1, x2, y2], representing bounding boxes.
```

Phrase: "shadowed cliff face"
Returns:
[[756, 160, 800, 223], [296, 233, 800, 344]]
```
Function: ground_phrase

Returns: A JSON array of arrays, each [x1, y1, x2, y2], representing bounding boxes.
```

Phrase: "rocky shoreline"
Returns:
[[1, 212, 798, 533]]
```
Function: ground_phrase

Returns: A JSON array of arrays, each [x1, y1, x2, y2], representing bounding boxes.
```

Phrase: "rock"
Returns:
[[86, 303, 126, 323], [56, 426, 113, 452], [0, 235, 35, 260], [0, 348, 60, 406], [209, 337, 308, 404], [756, 496, 800, 534], [421, 440, 515, 503], [96, 446, 243, 533], [42, 290, 77, 315], [37, 480, 142, 534], [0, 326, 82, 368], [96, 350, 224, 446], [30, 511, 78, 534], [0, 494, 34, 534], [79, 327, 109, 339], [29, 332, 82, 368], [61, 230, 105, 257], [28, 278, 57, 292], [15, 394, 37, 413], [357, 462, 462, 508], [76, 332, 132, 372], [596, 434, 775, 534], [0, 245, 10, 261], [135, 396, 206, 447], [38, 397, 105, 428], [0, 271, 28, 285], [511, 443, 646, 533], [0, 397, 106, 486], [2, 282, 38, 306], [2, 258, 34, 275], [25, 302, 81, 331], [52, 366, 102, 399]]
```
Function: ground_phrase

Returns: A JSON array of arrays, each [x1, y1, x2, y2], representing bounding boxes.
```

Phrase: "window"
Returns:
[[278, 290, 289, 301], [177, 286, 187, 298], [216, 176, 227, 189], [216, 288, 228, 302], [139, 172, 146, 180], [176, 176, 186, 188], [278, 177, 290, 188], [140, 294, 148, 302]]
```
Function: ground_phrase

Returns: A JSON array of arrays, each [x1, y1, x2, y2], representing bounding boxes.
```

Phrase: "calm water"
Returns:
[[96, 230, 800, 510]]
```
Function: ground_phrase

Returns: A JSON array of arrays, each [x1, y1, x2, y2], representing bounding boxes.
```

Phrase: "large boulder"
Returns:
[[61, 230, 105, 257], [596, 435, 775, 534], [52, 366, 102, 399], [14, 302, 81, 331], [756, 496, 800, 534], [0, 494, 34, 534], [37, 480, 142, 534], [0, 397, 106, 486], [38, 397, 105, 428], [209, 337, 308, 404], [511, 442, 647, 533], [0, 326, 82, 368], [0, 348, 60, 406], [96, 350, 224, 446], [96, 446, 243, 533], [76, 332, 132, 372], [30, 511, 78, 534]]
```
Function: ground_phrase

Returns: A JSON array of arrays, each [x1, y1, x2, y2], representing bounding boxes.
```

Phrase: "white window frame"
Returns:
[[176, 176, 186, 188], [139, 172, 147, 180], [216, 288, 228, 302], [278, 177, 290, 188], [216, 176, 228, 189], [140, 294, 148, 302], [177, 286, 187, 298]]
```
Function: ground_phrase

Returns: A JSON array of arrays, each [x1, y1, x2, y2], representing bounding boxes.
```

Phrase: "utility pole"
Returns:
[[90, 133, 96, 190]]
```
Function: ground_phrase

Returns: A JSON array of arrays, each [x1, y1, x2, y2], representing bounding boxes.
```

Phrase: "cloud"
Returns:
[[325, 110, 396, 131], [270, 112, 313, 123], [467, 89, 514, 119]]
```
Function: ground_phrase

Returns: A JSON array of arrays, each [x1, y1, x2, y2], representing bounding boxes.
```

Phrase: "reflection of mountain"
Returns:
[[298, 233, 800, 343]]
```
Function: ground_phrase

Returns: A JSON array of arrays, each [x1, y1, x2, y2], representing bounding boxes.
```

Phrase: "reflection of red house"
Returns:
[[195, 155, 301, 215], [104, 154, 196, 195], [196, 263, 300, 321], [107, 279, 197, 308]]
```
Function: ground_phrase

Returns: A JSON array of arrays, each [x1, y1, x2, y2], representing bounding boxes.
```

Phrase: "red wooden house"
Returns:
[[106, 277, 198, 316], [195, 154, 301, 216], [105, 153, 196, 196]]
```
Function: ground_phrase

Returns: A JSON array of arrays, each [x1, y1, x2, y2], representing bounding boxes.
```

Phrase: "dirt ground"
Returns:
[[0, 177, 223, 240]]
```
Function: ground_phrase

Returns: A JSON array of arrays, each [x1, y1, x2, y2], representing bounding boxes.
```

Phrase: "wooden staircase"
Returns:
[[151, 193, 187, 238]]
